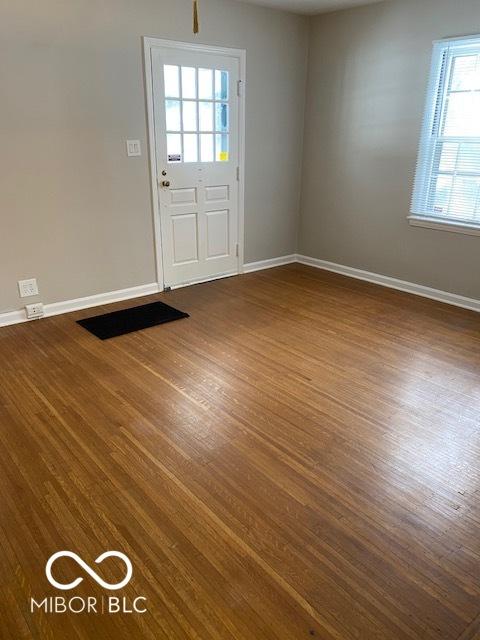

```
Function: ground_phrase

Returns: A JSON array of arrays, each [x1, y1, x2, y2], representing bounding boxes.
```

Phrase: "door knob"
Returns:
[[162, 180, 170, 187]]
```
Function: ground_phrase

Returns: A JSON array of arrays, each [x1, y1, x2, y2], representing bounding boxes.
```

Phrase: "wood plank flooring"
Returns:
[[0, 263, 480, 639]]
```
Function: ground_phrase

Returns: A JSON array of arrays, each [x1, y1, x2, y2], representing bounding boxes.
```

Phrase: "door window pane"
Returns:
[[164, 65, 180, 98], [167, 134, 182, 162], [200, 134, 214, 162], [165, 100, 181, 131], [181, 67, 196, 99], [215, 134, 229, 162], [215, 70, 229, 100], [215, 103, 229, 132], [183, 134, 198, 162], [199, 102, 214, 131], [182, 101, 197, 131], [163, 64, 231, 164], [198, 68, 213, 99]]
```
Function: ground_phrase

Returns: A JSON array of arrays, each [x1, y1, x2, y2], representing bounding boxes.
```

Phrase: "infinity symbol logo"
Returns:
[[46, 551, 133, 591]]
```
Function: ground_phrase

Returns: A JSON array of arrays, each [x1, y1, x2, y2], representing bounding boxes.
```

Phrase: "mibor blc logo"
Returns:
[[46, 551, 133, 591], [30, 551, 147, 615]]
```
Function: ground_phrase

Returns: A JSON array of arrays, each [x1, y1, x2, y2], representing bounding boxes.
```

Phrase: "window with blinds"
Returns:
[[411, 36, 480, 229]]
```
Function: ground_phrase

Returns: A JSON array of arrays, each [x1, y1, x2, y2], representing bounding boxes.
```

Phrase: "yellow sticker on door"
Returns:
[[219, 152, 229, 161]]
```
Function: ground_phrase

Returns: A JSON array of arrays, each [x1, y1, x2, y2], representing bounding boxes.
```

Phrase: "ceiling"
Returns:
[[236, 0, 386, 15]]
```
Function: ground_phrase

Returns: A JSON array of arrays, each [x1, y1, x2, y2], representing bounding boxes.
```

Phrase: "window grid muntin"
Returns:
[[164, 65, 230, 163]]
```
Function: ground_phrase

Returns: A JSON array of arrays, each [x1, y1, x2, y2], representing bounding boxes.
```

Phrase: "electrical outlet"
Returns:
[[25, 303, 44, 320], [18, 278, 39, 298], [126, 140, 141, 157]]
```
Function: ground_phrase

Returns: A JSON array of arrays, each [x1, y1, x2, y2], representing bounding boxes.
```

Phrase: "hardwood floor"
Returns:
[[1, 263, 480, 639]]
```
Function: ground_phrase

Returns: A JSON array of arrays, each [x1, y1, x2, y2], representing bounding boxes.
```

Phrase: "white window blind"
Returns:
[[411, 36, 480, 228]]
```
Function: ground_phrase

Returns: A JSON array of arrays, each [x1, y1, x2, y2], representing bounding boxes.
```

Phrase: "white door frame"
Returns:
[[143, 37, 246, 290]]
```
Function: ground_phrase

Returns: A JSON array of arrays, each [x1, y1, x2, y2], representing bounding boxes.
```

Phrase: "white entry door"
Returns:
[[151, 44, 242, 289]]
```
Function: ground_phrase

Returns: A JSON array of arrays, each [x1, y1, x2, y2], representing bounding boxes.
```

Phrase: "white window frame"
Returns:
[[409, 35, 480, 237]]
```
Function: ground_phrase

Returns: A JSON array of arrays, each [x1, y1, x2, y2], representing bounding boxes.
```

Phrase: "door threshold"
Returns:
[[166, 270, 240, 291]]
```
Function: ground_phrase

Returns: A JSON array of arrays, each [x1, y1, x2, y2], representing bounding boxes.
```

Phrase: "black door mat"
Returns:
[[77, 301, 189, 340]]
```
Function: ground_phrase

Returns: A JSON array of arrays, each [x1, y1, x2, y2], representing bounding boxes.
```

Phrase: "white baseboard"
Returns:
[[0, 256, 295, 328], [0, 309, 26, 328], [0, 282, 160, 328], [2, 253, 479, 328], [243, 254, 297, 274], [296, 254, 480, 313]]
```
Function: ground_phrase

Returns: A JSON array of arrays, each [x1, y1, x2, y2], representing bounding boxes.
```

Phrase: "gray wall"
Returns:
[[4, 0, 479, 315], [299, 0, 480, 299], [0, 0, 308, 313]]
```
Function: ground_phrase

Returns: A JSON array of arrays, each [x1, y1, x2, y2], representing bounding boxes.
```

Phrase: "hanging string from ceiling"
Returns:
[[193, 1, 199, 34]]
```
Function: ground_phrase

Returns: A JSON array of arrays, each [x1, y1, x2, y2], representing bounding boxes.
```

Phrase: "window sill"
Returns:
[[408, 215, 480, 237]]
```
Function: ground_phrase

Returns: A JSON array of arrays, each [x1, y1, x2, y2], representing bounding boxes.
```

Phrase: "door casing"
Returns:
[[143, 37, 246, 290]]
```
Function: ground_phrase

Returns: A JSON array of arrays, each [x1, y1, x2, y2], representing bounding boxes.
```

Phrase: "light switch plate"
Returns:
[[126, 140, 141, 157], [18, 278, 39, 298]]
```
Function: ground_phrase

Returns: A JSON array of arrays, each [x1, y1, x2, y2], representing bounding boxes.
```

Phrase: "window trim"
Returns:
[[410, 34, 480, 233], [408, 215, 480, 236]]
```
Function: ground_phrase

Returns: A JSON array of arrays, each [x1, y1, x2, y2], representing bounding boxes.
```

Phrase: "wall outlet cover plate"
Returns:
[[25, 303, 44, 319]]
